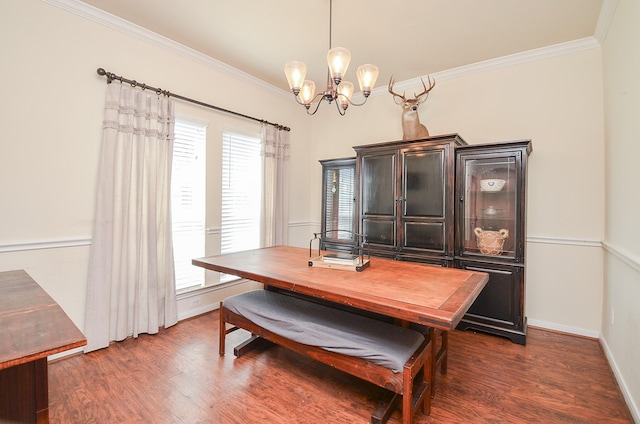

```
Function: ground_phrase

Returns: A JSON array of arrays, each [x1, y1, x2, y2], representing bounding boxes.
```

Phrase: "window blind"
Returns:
[[221, 131, 262, 254], [171, 120, 206, 291]]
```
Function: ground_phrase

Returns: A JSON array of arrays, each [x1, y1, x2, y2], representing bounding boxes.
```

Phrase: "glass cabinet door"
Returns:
[[320, 158, 356, 250], [359, 151, 397, 249], [401, 148, 446, 253], [459, 154, 521, 260]]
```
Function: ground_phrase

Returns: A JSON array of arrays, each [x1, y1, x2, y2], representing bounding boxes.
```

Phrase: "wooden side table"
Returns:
[[0, 270, 86, 423]]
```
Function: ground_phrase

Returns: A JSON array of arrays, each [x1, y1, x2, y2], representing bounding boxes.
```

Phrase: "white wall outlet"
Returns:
[[189, 297, 202, 309]]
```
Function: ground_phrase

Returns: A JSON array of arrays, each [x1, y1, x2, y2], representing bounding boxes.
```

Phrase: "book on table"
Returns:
[[323, 253, 360, 265]]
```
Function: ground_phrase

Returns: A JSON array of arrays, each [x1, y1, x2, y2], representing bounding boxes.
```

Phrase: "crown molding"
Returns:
[[44, 1, 605, 101], [41, 0, 289, 99], [374, 36, 601, 97], [433, 37, 601, 81], [594, 0, 620, 44]]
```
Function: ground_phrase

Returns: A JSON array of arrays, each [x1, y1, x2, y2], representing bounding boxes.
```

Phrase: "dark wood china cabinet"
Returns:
[[353, 134, 467, 266], [319, 134, 532, 344]]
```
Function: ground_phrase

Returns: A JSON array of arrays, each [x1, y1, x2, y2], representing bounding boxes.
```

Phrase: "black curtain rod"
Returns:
[[96, 68, 290, 132]]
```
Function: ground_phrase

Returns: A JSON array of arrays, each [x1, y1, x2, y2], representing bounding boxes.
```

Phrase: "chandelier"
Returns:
[[283, 0, 379, 116]]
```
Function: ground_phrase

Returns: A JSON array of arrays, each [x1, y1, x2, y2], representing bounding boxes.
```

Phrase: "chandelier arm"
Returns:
[[293, 92, 324, 107], [290, 89, 331, 115], [306, 99, 325, 115], [336, 92, 369, 107], [334, 99, 346, 116]]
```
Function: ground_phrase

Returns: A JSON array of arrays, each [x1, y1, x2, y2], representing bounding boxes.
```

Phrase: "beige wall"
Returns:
[[0, 0, 606, 343], [0, 0, 310, 328], [602, 0, 640, 420], [309, 46, 606, 336], [1, 0, 636, 419]]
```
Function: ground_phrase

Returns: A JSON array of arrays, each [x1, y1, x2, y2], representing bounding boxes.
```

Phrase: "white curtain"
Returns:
[[84, 83, 178, 353], [261, 125, 290, 247]]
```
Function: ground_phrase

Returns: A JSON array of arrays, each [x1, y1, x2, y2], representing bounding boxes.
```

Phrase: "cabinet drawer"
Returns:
[[456, 260, 526, 345]]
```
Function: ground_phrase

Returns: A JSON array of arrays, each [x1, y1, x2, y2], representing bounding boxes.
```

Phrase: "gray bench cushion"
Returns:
[[223, 290, 425, 373]]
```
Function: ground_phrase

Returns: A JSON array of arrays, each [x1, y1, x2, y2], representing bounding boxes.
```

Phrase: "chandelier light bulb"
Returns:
[[299, 80, 317, 106], [356, 64, 379, 97], [284, 61, 307, 95], [337, 81, 354, 110], [327, 47, 351, 85]]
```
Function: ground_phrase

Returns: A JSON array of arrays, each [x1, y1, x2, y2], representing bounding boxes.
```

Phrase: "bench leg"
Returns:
[[220, 305, 270, 357], [371, 392, 400, 424], [422, 359, 432, 416], [402, 337, 432, 424], [431, 329, 448, 398], [414, 364, 431, 420], [219, 303, 226, 356], [440, 330, 449, 375], [233, 335, 271, 357]]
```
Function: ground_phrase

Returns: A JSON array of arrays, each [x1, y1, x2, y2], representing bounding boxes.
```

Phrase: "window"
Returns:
[[221, 131, 262, 254], [171, 120, 206, 291]]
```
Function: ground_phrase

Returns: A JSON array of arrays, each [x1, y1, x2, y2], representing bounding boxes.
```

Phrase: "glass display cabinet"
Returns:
[[455, 140, 532, 344], [319, 157, 357, 253]]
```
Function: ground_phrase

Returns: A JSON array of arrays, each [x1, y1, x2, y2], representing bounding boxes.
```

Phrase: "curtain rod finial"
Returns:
[[97, 68, 114, 84]]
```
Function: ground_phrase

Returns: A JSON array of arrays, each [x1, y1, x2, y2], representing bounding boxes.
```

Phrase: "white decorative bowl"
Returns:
[[480, 179, 506, 192]]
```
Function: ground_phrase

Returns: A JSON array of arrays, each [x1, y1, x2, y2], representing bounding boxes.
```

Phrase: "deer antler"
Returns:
[[388, 76, 406, 101], [413, 76, 436, 101], [389, 75, 436, 103]]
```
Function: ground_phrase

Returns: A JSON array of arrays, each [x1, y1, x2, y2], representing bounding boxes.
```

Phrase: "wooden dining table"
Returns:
[[193, 245, 488, 331]]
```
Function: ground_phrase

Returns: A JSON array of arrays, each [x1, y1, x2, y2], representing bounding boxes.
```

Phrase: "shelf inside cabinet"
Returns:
[[468, 189, 515, 198], [463, 247, 516, 258]]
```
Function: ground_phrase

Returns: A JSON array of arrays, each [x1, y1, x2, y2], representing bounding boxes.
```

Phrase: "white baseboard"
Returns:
[[48, 346, 84, 361], [177, 302, 219, 321], [527, 318, 600, 339], [600, 337, 640, 423]]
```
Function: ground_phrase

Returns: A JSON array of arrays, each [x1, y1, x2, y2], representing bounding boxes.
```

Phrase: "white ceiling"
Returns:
[[81, 0, 605, 93]]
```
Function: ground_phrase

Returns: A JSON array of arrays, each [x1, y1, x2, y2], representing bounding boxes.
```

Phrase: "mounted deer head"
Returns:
[[388, 76, 436, 140]]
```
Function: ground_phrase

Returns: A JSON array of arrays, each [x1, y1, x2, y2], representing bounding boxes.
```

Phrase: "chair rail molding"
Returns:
[[526, 235, 602, 248], [0, 238, 91, 253], [602, 241, 640, 273]]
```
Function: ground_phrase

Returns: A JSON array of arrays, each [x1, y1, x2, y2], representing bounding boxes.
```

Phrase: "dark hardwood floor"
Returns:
[[48, 311, 633, 423]]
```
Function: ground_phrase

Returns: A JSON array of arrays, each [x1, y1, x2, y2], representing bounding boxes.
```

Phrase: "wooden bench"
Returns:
[[219, 289, 433, 424], [266, 287, 449, 401]]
